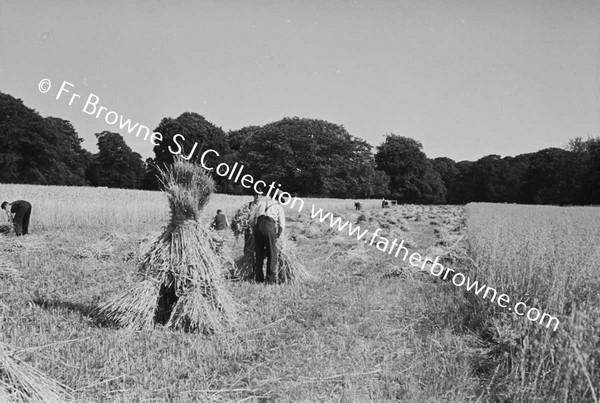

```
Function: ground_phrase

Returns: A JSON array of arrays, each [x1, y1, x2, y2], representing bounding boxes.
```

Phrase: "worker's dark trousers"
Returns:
[[13, 203, 32, 236], [244, 229, 254, 256], [254, 216, 278, 283]]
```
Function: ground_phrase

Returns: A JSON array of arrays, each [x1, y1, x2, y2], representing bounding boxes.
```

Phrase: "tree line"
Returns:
[[1, 91, 598, 205]]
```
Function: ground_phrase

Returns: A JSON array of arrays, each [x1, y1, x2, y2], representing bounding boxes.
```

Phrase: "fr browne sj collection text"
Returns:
[[39, 79, 216, 161]]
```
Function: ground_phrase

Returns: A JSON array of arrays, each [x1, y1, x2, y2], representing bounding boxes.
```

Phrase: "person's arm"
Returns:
[[6, 206, 14, 222]]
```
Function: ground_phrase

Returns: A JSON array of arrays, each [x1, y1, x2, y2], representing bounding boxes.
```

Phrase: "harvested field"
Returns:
[[0, 185, 597, 402]]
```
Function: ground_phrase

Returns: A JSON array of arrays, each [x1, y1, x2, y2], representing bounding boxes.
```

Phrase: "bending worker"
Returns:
[[1, 200, 32, 236], [211, 209, 230, 235], [250, 194, 285, 284], [210, 209, 230, 253]]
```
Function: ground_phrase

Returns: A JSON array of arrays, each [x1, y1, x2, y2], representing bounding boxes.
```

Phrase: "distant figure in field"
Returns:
[[210, 209, 230, 253], [354, 202, 362, 211], [211, 209, 229, 235], [381, 198, 389, 208], [1, 200, 32, 236]]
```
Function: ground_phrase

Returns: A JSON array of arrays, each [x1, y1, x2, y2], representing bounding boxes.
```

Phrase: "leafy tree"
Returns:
[[517, 149, 578, 204], [448, 155, 526, 204], [92, 131, 145, 188], [152, 112, 231, 191], [375, 134, 445, 203], [471, 155, 517, 202], [450, 161, 475, 204], [432, 157, 460, 203], [214, 126, 262, 194], [349, 153, 390, 198], [0, 92, 89, 185], [226, 126, 260, 154], [566, 137, 588, 154], [43, 117, 91, 185], [567, 136, 600, 204], [586, 139, 600, 204], [140, 158, 161, 190], [237, 117, 387, 198]]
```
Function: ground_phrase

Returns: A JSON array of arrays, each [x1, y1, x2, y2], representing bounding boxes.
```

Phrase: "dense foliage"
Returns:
[[1, 91, 598, 204], [0, 93, 91, 185], [88, 131, 145, 189], [233, 117, 389, 198], [375, 134, 445, 203], [148, 112, 231, 191]]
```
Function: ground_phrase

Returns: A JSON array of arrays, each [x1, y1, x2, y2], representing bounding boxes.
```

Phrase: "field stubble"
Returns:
[[0, 184, 480, 402], [1, 184, 597, 402]]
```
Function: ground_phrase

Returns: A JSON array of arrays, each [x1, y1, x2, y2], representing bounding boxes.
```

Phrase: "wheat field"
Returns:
[[0, 184, 383, 231], [465, 203, 600, 402]]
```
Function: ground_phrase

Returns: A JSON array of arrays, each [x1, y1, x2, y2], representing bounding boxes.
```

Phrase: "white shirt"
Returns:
[[250, 199, 285, 234]]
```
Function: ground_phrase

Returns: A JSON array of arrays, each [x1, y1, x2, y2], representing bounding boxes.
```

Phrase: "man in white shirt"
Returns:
[[250, 194, 285, 284]]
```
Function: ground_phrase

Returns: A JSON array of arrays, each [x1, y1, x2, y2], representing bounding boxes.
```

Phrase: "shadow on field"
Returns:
[[32, 296, 99, 319]]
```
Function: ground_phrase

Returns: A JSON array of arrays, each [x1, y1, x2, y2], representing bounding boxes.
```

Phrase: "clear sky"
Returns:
[[1, 0, 598, 162]]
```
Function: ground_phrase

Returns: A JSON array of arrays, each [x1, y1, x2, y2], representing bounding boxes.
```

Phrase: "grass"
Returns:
[[1, 183, 597, 401], [464, 203, 600, 402], [0, 227, 479, 402], [0, 184, 480, 402]]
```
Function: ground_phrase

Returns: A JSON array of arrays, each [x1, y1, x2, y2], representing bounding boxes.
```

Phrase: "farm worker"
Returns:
[[1, 200, 32, 236], [354, 201, 362, 211], [250, 194, 285, 284], [211, 209, 229, 231], [211, 209, 230, 242]]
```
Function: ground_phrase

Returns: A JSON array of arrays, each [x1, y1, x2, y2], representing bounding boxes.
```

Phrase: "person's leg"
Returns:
[[12, 209, 25, 236], [22, 206, 31, 235], [155, 275, 178, 325], [264, 220, 278, 284], [254, 222, 266, 282], [243, 229, 254, 256]]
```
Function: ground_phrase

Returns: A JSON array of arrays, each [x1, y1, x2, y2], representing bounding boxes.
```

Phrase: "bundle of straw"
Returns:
[[97, 160, 239, 333], [0, 223, 12, 235], [233, 227, 310, 284], [232, 254, 254, 281], [230, 201, 256, 280], [231, 202, 253, 239], [276, 236, 312, 284], [0, 342, 72, 403]]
